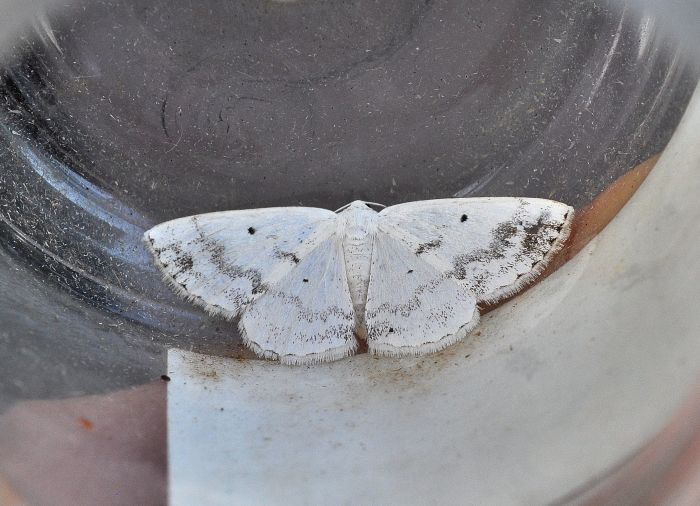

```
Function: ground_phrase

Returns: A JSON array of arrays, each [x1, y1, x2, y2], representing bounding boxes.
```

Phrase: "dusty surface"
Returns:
[[0, 382, 167, 506], [0, 153, 679, 505]]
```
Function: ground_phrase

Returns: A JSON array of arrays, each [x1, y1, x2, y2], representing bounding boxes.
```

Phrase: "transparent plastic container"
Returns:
[[0, 1, 699, 504]]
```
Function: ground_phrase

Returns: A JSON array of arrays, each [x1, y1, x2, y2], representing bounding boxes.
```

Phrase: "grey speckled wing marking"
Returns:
[[144, 207, 337, 318], [365, 197, 573, 356]]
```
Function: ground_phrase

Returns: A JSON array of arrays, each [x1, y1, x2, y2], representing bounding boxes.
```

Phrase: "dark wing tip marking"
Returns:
[[474, 206, 574, 304]]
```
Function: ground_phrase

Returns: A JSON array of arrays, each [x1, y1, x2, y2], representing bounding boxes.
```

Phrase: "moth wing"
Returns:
[[364, 230, 479, 357], [144, 207, 337, 318], [378, 198, 574, 304], [239, 231, 357, 365]]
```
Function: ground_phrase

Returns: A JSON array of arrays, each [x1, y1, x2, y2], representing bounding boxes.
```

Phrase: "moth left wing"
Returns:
[[239, 232, 357, 365], [144, 207, 337, 319]]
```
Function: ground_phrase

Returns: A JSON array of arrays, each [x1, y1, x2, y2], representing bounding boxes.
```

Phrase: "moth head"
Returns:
[[336, 200, 385, 214]]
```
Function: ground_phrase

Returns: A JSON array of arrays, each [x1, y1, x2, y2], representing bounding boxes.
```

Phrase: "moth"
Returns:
[[145, 198, 573, 365]]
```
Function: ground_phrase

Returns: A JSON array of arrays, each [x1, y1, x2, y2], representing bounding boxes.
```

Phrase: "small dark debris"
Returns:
[[303, 278, 309, 283], [407, 269, 414, 274], [461, 214, 468, 222], [160, 374, 171, 382], [388, 327, 394, 333], [248, 227, 256, 235]]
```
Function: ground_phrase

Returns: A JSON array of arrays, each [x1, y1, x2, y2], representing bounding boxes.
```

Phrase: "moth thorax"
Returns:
[[340, 206, 378, 332]]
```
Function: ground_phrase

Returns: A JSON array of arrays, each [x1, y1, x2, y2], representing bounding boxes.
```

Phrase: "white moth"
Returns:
[[145, 198, 573, 365]]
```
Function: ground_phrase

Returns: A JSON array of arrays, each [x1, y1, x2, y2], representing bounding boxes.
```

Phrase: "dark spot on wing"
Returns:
[[248, 226, 256, 235], [447, 208, 568, 295], [366, 275, 472, 341], [461, 214, 468, 222], [415, 239, 442, 255]]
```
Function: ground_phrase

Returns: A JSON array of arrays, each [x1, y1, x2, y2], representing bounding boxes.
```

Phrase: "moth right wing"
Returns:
[[376, 198, 574, 304], [364, 230, 480, 357], [364, 197, 573, 357], [144, 207, 337, 319]]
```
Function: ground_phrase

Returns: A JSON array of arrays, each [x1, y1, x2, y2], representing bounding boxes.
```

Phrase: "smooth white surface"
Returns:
[[168, 86, 700, 505]]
